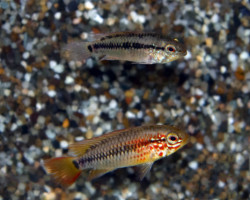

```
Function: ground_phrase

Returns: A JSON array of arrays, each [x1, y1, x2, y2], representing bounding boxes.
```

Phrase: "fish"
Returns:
[[43, 125, 190, 186], [63, 32, 187, 64]]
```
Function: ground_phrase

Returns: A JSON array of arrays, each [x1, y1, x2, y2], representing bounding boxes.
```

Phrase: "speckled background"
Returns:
[[0, 0, 249, 200]]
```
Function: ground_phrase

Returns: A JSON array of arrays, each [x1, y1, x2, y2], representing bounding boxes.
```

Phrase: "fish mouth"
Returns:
[[177, 50, 187, 56]]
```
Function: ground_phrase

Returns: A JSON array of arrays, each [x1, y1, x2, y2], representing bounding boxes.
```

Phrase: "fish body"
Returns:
[[44, 125, 189, 186], [64, 32, 187, 64]]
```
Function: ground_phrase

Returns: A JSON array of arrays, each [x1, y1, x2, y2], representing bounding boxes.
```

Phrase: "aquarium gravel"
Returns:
[[0, 0, 249, 200]]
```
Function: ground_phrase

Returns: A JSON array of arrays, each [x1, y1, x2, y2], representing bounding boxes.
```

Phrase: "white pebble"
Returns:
[[220, 66, 227, 74], [230, 141, 236, 152], [50, 61, 64, 73], [45, 129, 56, 139], [85, 182, 96, 195], [239, 51, 249, 60], [49, 60, 57, 68], [22, 52, 30, 59], [4, 89, 11, 96], [93, 116, 100, 124], [85, 1, 94, 10], [65, 76, 74, 84], [130, 11, 146, 24], [196, 143, 203, 150], [99, 95, 107, 103], [75, 136, 84, 142], [235, 153, 244, 165], [216, 142, 224, 152], [86, 58, 94, 68], [54, 12, 61, 20], [60, 140, 68, 149], [184, 51, 192, 60], [195, 88, 203, 96], [24, 73, 31, 82], [18, 182, 26, 191], [109, 99, 117, 109], [228, 52, 237, 63], [85, 10, 103, 24], [211, 14, 219, 23], [126, 111, 136, 119], [31, 13, 39, 21], [236, 98, 244, 107], [188, 161, 198, 170], [74, 85, 82, 92], [0, 123, 5, 132], [47, 90, 56, 97], [218, 180, 225, 188], [95, 127, 103, 136], [137, 111, 143, 119], [37, 116, 45, 125], [55, 149, 62, 157]]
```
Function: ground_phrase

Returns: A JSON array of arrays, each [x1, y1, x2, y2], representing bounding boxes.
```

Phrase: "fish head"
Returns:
[[164, 126, 190, 156], [162, 38, 187, 63]]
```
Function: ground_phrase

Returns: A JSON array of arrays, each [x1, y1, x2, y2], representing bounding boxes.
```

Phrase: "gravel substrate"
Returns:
[[0, 0, 249, 200]]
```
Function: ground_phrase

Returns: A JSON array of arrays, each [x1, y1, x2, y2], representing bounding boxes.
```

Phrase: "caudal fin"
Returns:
[[63, 41, 92, 61], [44, 157, 81, 187]]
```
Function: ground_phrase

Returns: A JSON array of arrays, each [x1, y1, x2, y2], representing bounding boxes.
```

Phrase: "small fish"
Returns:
[[64, 32, 187, 64], [44, 125, 190, 186]]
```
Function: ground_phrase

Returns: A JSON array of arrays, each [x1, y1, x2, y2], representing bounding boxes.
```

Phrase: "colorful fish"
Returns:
[[44, 125, 190, 186], [64, 32, 187, 64]]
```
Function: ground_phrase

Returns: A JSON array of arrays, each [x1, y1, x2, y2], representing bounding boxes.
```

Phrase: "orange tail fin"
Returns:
[[44, 157, 81, 187]]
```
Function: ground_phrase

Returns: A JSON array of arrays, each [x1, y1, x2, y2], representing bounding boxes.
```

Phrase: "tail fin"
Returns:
[[44, 157, 81, 187], [62, 41, 92, 61]]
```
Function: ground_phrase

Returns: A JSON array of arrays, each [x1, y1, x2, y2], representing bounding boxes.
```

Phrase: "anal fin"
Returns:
[[99, 55, 120, 61], [87, 169, 113, 181], [134, 162, 153, 180]]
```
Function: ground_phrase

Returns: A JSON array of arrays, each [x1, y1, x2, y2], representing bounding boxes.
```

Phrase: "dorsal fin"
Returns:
[[69, 127, 132, 157]]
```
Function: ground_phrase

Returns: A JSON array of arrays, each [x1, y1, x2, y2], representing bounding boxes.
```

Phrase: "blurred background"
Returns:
[[0, 0, 249, 199]]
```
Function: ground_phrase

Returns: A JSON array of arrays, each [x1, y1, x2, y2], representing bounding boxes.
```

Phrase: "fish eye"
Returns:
[[166, 46, 176, 52], [167, 133, 178, 144]]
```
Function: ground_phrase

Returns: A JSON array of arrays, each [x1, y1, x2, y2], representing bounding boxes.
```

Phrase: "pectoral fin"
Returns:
[[134, 162, 153, 180]]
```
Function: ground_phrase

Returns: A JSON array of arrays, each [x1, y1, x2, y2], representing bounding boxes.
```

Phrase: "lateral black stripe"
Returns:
[[93, 42, 164, 51], [87, 45, 93, 52]]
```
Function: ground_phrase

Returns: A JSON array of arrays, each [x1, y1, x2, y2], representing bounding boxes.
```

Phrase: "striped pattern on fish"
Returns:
[[43, 125, 190, 186], [63, 32, 187, 64]]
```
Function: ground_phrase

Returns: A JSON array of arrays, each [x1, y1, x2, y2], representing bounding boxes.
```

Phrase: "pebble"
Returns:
[[235, 153, 244, 166], [196, 143, 203, 151], [54, 12, 61, 20], [45, 129, 56, 140], [47, 90, 56, 97], [85, 182, 96, 195], [130, 11, 146, 24], [85, 10, 104, 24], [109, 99, 118, 109], [60, 140, 69, 149], [126, 111, 136, 119], [65, 76, 74, 84], [49, 60, 57, 68], [239, 51, 249, 60], [22, 52, 30, 59], [1, 1, 249, 199], [188, 161, 198, 170], [85, 1, 94, 10]]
